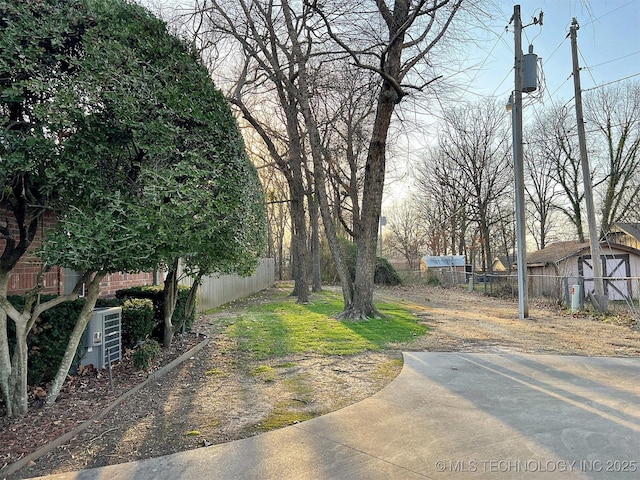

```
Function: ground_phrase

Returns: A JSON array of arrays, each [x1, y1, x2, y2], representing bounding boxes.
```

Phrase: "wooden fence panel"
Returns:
[[179, 258, 275, 312]]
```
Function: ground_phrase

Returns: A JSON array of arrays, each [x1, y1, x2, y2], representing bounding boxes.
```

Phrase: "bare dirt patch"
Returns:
[[383, 285, 640, 356], [3, 284, 639, 479]]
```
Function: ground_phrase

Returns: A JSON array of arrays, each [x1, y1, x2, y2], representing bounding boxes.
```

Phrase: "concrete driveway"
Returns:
[[33, 352, 640, 479]]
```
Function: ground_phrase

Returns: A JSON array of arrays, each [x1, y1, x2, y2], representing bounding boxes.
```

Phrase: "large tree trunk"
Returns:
[[304, 168, 322, 293], [281, 0, 352, 308], [228, 94, 308, 302], [0, 200, 40, 415], [309, 190, 322, 293], [285, 159, 309, 302], [1, 269, 83, 415], [340, 73, 398, 319], [289, 200, 309, 302], [46, 272, 105, 406]]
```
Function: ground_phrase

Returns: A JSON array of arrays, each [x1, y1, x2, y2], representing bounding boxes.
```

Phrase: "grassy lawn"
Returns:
[[214, 289, 427, 360]]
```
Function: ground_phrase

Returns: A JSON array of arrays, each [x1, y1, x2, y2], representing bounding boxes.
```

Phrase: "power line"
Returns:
[[581, 0, 639, 28], [490, 66, 513, 98], [542, 35, 568, 67], [578, 45, 599, 90], [453, 27, 510, 102], [586, 51, 640, 70], [583, 72, 640, 92], [521, 120, 632, 147]]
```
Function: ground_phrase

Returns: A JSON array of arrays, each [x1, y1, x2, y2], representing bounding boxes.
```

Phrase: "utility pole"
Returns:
[[569, 18, 607, 312], [512, 5, 529, 318]]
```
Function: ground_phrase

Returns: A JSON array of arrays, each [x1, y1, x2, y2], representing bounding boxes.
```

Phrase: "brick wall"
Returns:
[[1, 207, 62, 295], [1, 206, 155, 297], [99, 271, 156, 297]]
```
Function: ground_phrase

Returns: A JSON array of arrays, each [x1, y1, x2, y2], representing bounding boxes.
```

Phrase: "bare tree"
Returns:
[[195, 0, 319, 302], [530, 103, 588, 242], [312, 0, 465, 318], [314, 63, 378, 239], [186, 0, 468, 318], [523, 116, 563, 250], [585, 81, 640, 235], [384, 199, 429, 269], [492, 201, 516, 269], [414, 149, 470, 257], [431, 99, 512, 272]]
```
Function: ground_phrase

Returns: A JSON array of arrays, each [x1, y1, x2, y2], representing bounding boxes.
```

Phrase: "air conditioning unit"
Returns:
[[80, 307, 122, 370]]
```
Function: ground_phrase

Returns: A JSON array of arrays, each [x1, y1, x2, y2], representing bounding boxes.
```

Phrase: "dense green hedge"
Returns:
[[321, 237, 402, 286], [120, 298, 154, 347], [115, 284, 196, 336], [7, 295, 85, 386], [7, 290, 166, 386]]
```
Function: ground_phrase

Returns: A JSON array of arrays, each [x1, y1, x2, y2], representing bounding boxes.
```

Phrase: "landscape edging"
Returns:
[[2, 337, 210, 479]]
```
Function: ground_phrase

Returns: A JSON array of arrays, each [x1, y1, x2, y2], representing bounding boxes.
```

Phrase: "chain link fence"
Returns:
[[395, 267, 640, 324]]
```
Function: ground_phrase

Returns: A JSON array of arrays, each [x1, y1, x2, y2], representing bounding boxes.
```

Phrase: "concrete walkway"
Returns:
[[32, 353, 640, 479]]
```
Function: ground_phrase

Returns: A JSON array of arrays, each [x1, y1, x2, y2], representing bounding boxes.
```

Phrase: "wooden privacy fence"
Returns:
[[179, 258, 275, 312]]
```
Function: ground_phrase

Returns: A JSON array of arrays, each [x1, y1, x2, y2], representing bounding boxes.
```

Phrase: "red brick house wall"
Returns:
[[1, 206, 154, 297], [98, 271, 156, 297]]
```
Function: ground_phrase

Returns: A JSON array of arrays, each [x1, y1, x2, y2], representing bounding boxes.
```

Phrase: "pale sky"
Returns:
[[137, 0, 640, 207], [458, 0, 640, 117], [385, 0, 640, 205]]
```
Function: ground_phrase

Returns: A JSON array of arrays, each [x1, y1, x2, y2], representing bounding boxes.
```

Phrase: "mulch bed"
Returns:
[[0, 333, 204, 474]]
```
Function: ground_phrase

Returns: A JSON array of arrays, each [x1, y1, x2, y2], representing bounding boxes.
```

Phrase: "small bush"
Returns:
[[320, 237, 356, 283], [321, 238, 401, 286], [95, 297, 123, 308], [121, 298, 154, 347], [116, 285, 196, 339], [374, 257, 402, 286], [133, 339, 160, 370]]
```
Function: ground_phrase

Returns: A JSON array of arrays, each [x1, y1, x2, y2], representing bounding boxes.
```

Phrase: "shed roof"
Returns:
[[494, 254, 517, 269], [422, 255, 466, 268], [526, 241, 589, 266], [526, 240, 640, 266], [613, 222, 640, 241]]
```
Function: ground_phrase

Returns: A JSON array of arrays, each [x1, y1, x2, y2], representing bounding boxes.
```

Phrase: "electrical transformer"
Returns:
[[523, 44, 538, 93]]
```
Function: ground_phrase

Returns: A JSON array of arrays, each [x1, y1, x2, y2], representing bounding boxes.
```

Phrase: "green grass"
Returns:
[[225, 289, 427, 360], [256, 401, 317, 431], [249, 365, 277, 382]]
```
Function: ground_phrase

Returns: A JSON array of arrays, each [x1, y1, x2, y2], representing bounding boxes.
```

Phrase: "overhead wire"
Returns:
[[587, 51, 640, 69], [583, 73, 640, 92], [578, 45, 600, 90], [451, 26, 510, 102], [534, 3, 639, 111], [580, 0, 639, 28]]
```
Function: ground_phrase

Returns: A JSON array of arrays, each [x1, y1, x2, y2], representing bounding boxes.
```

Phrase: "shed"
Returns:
[[526, 240, 640, 300], [421, 255, 466, 271], [492, 254, 517, 272], [420, 255, 468, 284]]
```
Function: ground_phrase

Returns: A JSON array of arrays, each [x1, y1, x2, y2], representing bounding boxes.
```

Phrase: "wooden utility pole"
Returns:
[[512, 5, 529, 318], [569, 18, 607, 312]]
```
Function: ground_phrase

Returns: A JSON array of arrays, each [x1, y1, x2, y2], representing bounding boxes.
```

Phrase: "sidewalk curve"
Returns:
[[30, 353, 640, 479]]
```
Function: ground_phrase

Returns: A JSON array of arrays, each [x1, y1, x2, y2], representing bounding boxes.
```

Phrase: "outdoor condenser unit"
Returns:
[[80, 307, 122, 370]]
